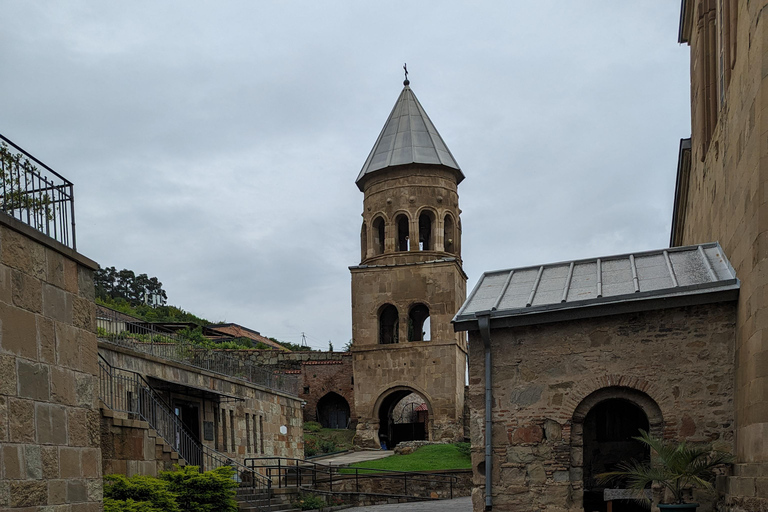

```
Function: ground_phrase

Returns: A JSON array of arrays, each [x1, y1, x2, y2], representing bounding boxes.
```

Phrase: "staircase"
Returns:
[[237, 488, 301, 512]]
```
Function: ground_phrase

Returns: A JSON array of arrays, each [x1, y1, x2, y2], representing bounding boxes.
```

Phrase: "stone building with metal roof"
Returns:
[[350, 76, 468, 449], [454, 243, 739, 511]]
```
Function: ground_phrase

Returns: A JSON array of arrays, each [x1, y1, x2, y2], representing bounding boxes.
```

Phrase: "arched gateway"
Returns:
[[376, 388, 430, 449], [349, 78, 468, 448]]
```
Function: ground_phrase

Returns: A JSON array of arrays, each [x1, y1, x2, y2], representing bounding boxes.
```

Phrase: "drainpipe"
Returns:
[[476, 311, 493, 511]]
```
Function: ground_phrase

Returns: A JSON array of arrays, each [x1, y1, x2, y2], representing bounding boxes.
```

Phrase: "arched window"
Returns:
[[360, 222, 368, 261], [372, 217, 385, 255], [395, 214, 410, 251], [407, 303, 430, 341], [379, 304, 399, 344], [418, 211, 435, 251], [443, 214, 455, 254]]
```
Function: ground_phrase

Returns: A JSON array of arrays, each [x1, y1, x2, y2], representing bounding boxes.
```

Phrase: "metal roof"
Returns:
[[453, 242, 739, 330], [356, 82, 463, 190]]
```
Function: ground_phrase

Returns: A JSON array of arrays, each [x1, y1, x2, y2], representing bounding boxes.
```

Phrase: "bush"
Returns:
[[159, 465, 238, 512], [294, 493, 326, 510], [319, 440, 337, 453], [103, 474, 179, 512], [304, 421, 322, 432], [304, 438, 318, 457]]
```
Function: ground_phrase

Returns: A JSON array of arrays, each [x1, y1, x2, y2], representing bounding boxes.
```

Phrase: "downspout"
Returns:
[[476, 311, 493, 511]]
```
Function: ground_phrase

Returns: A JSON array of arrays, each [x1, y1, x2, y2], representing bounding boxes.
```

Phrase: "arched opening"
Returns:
[[360, 222, 368, 261], [316, 392, 350, 429], [372, 217, 385, 256], [418, 211, 435, 250], [378, 304, 399, 345], [395, 214, 410, 251], [580, 396, 652, 512], [443, 214, 455, 254], [377, 389, 428, 449], [407, 303, 430, 341]]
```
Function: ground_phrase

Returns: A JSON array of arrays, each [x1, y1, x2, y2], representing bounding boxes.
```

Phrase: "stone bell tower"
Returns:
[[350, 76, 467, 448]]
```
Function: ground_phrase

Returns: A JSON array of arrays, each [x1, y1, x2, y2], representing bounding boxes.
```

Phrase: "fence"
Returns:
[[98, 354, 272, 495], [97, 306, 299, 396], [0, 133, 76, 249]]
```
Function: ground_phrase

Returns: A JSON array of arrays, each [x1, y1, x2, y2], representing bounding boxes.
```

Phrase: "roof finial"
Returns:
[[403, 63, 409, 86]]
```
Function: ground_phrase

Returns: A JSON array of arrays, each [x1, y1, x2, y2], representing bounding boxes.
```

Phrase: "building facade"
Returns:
[[350, 79, 468, 449]]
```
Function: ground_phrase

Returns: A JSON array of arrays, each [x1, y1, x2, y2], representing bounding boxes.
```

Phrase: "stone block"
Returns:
[[510, 424, 544, 445], [48, 479, 67, 504], [67, 408, 88, 447], [55, 322, 80, 369], [46, 249, 67, 290], [10, 480, 47, 507], [0, 354, 15, 395], [11, 269, 42, 313], [2, 444, 23, 479], [75, 375, 95, 408], [78, 332, 99, 376], [0, 264, 11, 305], [77, 267, 94, 301], [0, 480, 8, 507], [59, 447, 81, 478], [17, 359, 50, 401], [51, 367, 75, 405], [0, 302, 38, 359], [72, 297, 94, 331], [67, 479, 87, 503], [0, 396, 6, 442], [9, 398, 35, 443], [42, 446, 59, 479], [72, 503, 102, 512], [1, 228, 46, 279], [44, 283, 73, 324], [25, 444, 42, 479], [86, 478, 102, 502], [36, 403, 68, 445], [86, 410, 100, 448], [37, 315, 56, 364], [81, 449, 100, 478]]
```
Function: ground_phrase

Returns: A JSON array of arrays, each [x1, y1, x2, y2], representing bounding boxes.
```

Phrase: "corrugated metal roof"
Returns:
[[453, 242, 738, 329], [356, 83, 463, 190]]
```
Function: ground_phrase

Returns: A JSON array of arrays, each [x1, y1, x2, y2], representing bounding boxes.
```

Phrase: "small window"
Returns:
[[408, 304, 430, 341], [360, 222, 368, 261], [395, 214, 409, 251], [303, 386, 310, 394], [418, 211, 435, 250], [379, 304, 399, 344], [443, 214, 456, 254], [372, 217, 385, 255]]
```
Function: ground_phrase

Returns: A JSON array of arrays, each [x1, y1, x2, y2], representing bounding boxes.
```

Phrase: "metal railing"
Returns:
[[0, 133, 76, 249], [245, 456, 457, 501], [97, 306, 299, 396], [98, 354, 272, 498]]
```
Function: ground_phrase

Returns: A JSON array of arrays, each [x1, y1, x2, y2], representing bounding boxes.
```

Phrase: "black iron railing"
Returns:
[[245, 456, 457, 500], [0, 133, 76, 249], [97, 306, 299, 396], [98, 354, 272, 497]]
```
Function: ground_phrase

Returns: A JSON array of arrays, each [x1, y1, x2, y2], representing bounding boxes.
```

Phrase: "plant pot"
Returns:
[[658, 504, 699, 511]]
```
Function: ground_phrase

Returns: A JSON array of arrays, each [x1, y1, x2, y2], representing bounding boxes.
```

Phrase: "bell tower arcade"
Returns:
[[350, 77, 468, 448]]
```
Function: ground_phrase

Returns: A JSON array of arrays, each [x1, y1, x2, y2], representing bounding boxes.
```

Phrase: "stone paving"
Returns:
[[341, 496, 472, 512], [312, 450, 394, 466]]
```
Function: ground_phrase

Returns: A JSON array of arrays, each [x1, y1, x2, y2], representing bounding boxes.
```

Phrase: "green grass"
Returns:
[[341, 444, 471, 473], [304, 428, 356, 457]]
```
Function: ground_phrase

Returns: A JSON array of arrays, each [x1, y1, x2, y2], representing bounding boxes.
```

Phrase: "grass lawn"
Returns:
[[304, 427, 356, 456], [342, 443, 471, 473]]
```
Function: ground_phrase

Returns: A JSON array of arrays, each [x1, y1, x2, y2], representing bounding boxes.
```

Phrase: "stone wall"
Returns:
[[672, 2, 768, 509], [99, 343, 304, 468], [0, 215, 102, 511], [468, 302, 737, 512]]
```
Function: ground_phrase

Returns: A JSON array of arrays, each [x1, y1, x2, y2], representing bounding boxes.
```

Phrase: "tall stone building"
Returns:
[[350, 78, 468, 449], [672, 1, 768, 510]]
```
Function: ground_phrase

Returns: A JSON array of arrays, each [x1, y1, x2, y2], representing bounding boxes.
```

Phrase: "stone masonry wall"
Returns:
[[0, 216, 102, 511], [468, 302, 736, 512]]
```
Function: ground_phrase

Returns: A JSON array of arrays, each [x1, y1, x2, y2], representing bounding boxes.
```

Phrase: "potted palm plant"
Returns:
[[598, 430, 732, 511]]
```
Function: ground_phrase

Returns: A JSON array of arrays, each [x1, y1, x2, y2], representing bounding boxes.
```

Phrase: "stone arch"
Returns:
[[443, 212, 456, 254], [394, 212, 411, 251], [316, 392, 351, 429], [407, 302, 430, 341], [378, 303, 399, 345], [373, 385, 433, 449], [571, 386, 663, 511], [371, 215, 386, 256], [416, 208, 437, 251]]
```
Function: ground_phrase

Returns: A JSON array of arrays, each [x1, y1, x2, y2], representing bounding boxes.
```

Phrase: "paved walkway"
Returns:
[[313, 450, 393, 466], [341, 497, 472, 512]]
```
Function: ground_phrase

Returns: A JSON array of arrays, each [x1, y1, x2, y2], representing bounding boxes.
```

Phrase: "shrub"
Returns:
[[159, 465, 238, 512], [319, 439, 337, 453], [103, 474, 179, 512], [294, 493, 326, 510], [304, 421, 322, 432]]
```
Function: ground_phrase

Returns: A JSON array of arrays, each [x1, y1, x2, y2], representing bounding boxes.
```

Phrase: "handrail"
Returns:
[[98, 354, 272, 496], [97, 306, 299, 396], [244, 456, 457, 500]]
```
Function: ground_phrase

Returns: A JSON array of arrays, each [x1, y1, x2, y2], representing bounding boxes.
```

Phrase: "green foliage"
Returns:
[[342, 444, 471, 473], [269, 337, 312, 352], [304, 427, 355, 458], [294, 493, 326, 510], [343, 340, 353, 352], [319, 439, 337, 453], [304, 421, 322, 432], [95, 266, 167, 307], [103, 473, 180, 512], [328, 340, 334, 352], [597, 430, 734, 505], [454, 442, 471, 457], [304, 438, 318, 457], [159, 465, 238, 512], [97, 296, 211, 326], [0, 142, 53, 220]]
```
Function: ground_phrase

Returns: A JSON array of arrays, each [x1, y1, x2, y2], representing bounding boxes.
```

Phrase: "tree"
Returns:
[[95, 266, 167, 307]]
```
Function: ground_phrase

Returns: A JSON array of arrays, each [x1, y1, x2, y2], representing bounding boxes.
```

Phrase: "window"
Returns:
[[443, 214, 455, 254], [395, 214, 409, 251], [408, 303, 430, 341], [418, 211, 435, 250], [379, 304, 399, 344], [372, 217, 385, 255]]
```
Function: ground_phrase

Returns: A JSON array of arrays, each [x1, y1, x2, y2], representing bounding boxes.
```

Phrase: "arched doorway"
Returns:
[[316, 392, 350, 429], [573, 387, 661, 512], [377, 389, 429, 449]]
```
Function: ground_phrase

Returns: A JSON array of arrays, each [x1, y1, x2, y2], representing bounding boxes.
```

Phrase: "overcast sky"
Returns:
[[1, 2, 690, 350]]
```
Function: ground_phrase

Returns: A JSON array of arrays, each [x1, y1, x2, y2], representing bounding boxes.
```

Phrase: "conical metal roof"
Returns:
[[356, 83, 463, 190]]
